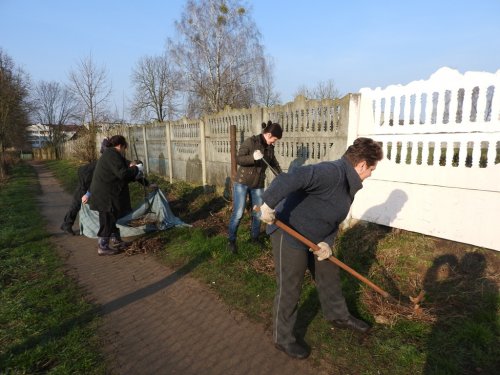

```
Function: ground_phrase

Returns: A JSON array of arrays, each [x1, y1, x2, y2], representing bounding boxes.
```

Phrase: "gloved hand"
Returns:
[[256, 202, 275, 224], [253, 150, 264, 160], [135, 163, 144, 180], [309, 242, 332, 261]]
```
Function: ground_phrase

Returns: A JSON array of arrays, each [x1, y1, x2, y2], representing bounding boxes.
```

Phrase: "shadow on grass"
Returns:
[[0, 252, 209, 363], [336, 189, 409, 314], [274, 191, 408, 345], [423, 252, 499, 374], [335, 223, 396, 315]]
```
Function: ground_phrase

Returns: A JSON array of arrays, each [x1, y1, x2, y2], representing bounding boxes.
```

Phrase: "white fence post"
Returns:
[[200, 119, 207, 186]]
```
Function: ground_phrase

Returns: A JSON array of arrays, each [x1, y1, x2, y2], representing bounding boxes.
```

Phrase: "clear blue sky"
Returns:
[[1, 0, 499, 120]]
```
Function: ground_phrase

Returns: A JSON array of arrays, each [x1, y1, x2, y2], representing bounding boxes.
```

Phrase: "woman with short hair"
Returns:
[[259, 137, 383, 359]]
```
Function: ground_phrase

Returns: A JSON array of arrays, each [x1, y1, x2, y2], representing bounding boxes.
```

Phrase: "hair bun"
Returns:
[[100, 137, 110, 153]]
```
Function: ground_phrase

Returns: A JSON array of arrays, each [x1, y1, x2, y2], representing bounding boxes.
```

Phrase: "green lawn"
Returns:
[[45, 159, 500, 375], [0, 162, 106, 374]]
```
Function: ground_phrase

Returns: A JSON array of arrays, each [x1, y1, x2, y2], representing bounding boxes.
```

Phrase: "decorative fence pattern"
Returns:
[[264, 95, 350, 172], [61, 67, 500, 251], [351, 67, 500, 251], [117, 100, 352, 187]]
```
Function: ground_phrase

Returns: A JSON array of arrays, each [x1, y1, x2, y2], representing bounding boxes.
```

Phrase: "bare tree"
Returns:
[[131, 53, 182, 122], [169, 0, 267, 115], [31, 80, 78, 158], [254, 56, 281, 107], [68, 54, 111, 160], [294, 79, 340, 100], [0, 48, 30, 178]]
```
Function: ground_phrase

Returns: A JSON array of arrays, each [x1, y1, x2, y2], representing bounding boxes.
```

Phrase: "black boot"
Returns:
[[251, 236, 263, 248], [330, 315, 371, 334], [274, 342, 310, 359], [227, 240, 237, 254], [97, 237, 119, 256], [60, 223, 75, 235]]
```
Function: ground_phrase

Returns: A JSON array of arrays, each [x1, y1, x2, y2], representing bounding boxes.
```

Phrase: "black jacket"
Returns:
[[76, 161, 97, 196], [89, 148, 139, 218], [234, 134, 282, 188]]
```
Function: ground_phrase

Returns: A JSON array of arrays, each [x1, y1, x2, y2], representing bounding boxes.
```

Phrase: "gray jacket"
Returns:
[[234, 134, 282, 188], [263, 156, 362, 249]]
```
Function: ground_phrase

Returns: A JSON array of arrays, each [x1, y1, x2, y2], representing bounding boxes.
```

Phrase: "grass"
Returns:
[[46, 160, 500, 375], [0, 162, 106, 374]]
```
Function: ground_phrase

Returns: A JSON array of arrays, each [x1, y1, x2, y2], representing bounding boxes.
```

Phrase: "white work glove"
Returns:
[[257, 202, 275, 224], [310, 242, 332, 261], [135, 163, 144, 179], [253, 150, 264, 160]]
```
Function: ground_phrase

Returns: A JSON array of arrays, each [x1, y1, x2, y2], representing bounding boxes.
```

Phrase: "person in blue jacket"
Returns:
[[258, 137, 383, 359]]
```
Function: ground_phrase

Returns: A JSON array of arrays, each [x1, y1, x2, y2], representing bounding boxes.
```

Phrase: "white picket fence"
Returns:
[[350, 67, 500, 251]]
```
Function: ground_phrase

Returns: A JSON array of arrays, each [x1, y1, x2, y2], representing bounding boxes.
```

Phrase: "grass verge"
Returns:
[[46, 160, 500, 375], [0, 162, 105, 374]]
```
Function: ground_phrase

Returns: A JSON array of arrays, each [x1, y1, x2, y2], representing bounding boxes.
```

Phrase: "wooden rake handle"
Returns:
[[272, 218, 390, 299]]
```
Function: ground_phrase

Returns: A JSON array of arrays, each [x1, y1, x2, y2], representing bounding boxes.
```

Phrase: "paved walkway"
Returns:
[[33, 162, 322, 375]]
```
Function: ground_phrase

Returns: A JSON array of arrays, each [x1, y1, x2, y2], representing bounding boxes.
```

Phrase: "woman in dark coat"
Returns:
[[227, 121, 283, 254], [89, 135, 143, 255]]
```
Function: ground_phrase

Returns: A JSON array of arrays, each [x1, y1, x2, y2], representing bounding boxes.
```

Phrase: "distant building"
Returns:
[[26, 123, 80, 149]]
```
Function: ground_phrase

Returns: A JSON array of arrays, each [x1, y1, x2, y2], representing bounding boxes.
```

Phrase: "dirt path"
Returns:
[[32, 162, 322, 375]]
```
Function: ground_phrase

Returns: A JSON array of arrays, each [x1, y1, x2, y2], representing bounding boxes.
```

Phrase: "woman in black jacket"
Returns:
[[89, 135, 143, 255], [227, 121, 283, 254]]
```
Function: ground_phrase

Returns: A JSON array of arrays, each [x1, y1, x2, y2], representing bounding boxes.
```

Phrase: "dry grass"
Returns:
[[125, 236, 167, 256]]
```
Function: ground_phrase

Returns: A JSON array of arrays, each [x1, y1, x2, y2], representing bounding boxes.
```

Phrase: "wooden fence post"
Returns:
[[165, 121, 173, 183], [142, 125, 149, 173]]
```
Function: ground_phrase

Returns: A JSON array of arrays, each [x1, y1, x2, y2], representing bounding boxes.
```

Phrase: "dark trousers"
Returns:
[[62, 190, 84, 226], [97, 211, 119, 238], [271, 229, 349, 345]]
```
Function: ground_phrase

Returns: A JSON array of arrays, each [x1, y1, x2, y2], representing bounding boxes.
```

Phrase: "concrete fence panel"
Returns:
[[352, 67, 500, 251]]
